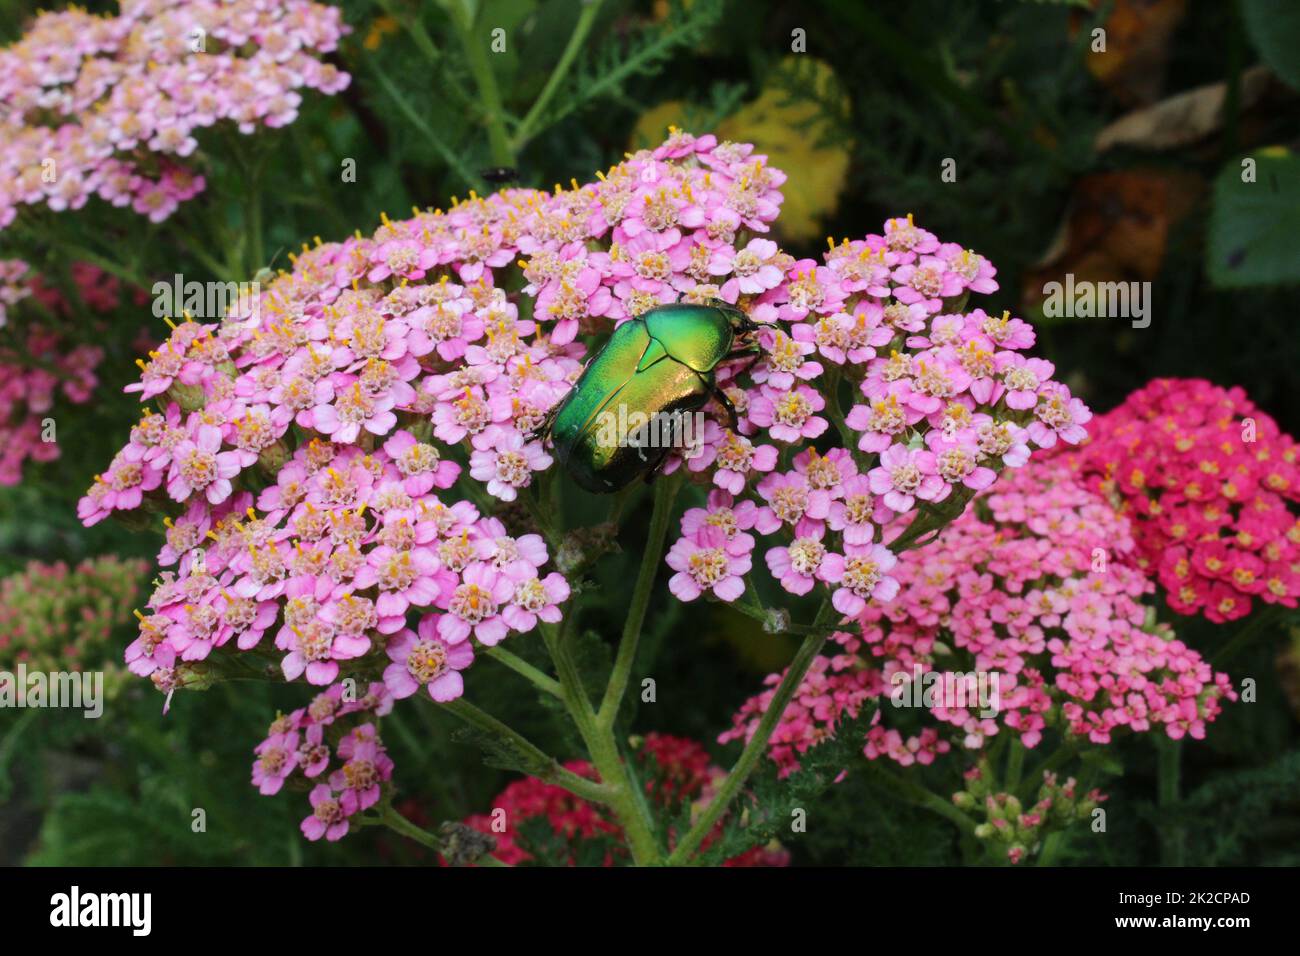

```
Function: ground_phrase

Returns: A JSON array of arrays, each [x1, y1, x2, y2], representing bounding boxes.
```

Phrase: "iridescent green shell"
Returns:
[[548, 304, 741, 493]]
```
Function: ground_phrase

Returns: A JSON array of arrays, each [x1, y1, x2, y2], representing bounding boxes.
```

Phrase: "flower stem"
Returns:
[[597, 473, 680, 729], [1005, 738, 1025, 794], [521, 484, 562, 550], [370, 60, 485, 189], [823, 367, 863, 467], [53, 244, 153, 292], [665, 600, 835, 865], [1156, 734, 1185, 866], [450, 0, 514, 168], [1037, 831, 1065, 866], [862, 758, 978, 837], [1211, 604, 1288, 667], [484, 645, 562, 698], [438, 697, 612, 805], [1018, 738, 1076, 801], [540, 618, 664, 865], [511, 0, 607, 154]]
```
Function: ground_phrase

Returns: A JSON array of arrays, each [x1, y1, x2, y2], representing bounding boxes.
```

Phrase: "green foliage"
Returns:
[[695, 712, 879, 865], [539, 0, 725, 135], [1240, 0, 1300, 91], [1176, 748, 1300, 866], [1208, 150, 1300, 288]]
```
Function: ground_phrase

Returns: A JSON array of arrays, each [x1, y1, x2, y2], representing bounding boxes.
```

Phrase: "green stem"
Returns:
[[1157, 735, 1184, 866], [438, 697, 612, 805], [1005, 738, 1025, 794], [823, 367, 862, 467], [53, 244, 153, 292], [246, 164, 264, 275], [373, 0, 479, 114], [175, 222, 244, 283], [1037, 831, 1065, 866], [727, 596, 859, 636], [666, 602, 835, 865], [1019, 739, 1076, 801], [450, 0, 515, 168], [540, 619, 663, 865], [510, 0, 607, 153], [521, 485, 562, 550], [597, 473, 680, 729], [484, 645, 562, 698], [1211, 604, 1287, 667], [863, 758, 978, 837]]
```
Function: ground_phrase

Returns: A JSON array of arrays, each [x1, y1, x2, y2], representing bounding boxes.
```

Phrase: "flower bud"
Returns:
[[166, 380, 207, 412]]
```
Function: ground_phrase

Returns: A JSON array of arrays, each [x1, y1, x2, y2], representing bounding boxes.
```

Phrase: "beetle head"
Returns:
[[708, 298, 760, 335]]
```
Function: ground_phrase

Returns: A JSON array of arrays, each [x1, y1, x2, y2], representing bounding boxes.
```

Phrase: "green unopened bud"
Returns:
[[406, 417, 433, 443], [177, 661, 216, 692], [258, 439, 291, 473], [555, 522, 620, 575], [166, 380, 207, 413]]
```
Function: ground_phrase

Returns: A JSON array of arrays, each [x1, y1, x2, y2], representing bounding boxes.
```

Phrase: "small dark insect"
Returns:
[[480, 167, 519, 184], [437, 822, 497, 866]]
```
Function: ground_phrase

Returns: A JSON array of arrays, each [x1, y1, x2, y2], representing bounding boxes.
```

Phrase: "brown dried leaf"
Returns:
[[1022, 169, 1202, 310], [1072, 0, 1188, 106], [1095, 65, 1274, 152]]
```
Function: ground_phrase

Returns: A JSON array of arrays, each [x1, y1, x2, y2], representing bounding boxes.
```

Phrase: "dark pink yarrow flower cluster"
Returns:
[[1, 259, 119, 484], [1058, 378, 1300, 623], [723, 457, 1236, 776]]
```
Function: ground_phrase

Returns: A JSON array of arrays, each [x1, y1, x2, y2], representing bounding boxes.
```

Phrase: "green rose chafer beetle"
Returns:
[[540, 301, 761, 494]]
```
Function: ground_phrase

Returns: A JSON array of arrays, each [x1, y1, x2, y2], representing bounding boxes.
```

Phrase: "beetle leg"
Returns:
[[711, 383, 740, 433], [724, 341, 764, 387], [528, 400, 561, 445]]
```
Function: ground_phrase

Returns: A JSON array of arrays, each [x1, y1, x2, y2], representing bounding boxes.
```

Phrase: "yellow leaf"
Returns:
[[629, 100, 690, 152], [628, 58, 851, 243], [717, 57, 851, 242]]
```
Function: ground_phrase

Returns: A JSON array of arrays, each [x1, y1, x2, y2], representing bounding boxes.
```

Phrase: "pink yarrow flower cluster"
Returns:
[[722, 457, 1236, 777], [82, 132, 798, 833], [1058, 378, 1300, 623], [249, 681, 395, 841], [0, 0, 349, 229], [665, 211, 1087, 615]]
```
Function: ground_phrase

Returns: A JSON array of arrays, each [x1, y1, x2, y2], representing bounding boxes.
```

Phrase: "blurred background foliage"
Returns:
[[3, 0, 1300, 865]]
